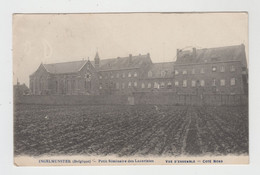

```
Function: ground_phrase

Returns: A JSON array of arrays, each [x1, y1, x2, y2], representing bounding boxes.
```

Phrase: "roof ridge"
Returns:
[[197, 44, 244, 51], [43, 59, 87, 65]]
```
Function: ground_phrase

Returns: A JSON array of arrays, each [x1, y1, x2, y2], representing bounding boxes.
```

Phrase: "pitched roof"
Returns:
[[42, 53, 152, 74], [43, 60, 88, 74], [93, 53, 152, 71], [148, 62, 175, 78], [176, 44, 247, 67]]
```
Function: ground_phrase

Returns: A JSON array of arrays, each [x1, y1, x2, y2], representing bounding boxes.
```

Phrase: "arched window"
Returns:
[[134, 72, 138, 77], [154, 82, 159, 89], [167, 82, 172, 88], [161, 82, 165, 88], [148, 71, 152, 78], [148, 83, 151, 88], [128, 82, 131, 87], [128, 72, 132, 77]]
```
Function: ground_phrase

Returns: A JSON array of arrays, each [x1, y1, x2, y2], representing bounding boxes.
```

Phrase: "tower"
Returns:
[[94, 52, 100, 70]]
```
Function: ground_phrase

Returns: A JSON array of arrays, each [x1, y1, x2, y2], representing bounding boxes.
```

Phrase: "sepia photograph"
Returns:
[[13, 13, 248, 166]]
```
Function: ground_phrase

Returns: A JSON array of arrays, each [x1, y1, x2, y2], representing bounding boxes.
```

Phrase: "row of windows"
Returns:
[[99, 65, 236, 80], [99, 72, 138, 79], [174, 65, 236, 75], [99, 78, 236, 89]]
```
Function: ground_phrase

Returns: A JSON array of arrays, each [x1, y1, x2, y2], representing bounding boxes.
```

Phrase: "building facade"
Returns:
[[29, 44, 248, 96]]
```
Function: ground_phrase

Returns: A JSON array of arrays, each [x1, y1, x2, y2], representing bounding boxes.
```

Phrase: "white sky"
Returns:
[[13, 13, 248, 86]]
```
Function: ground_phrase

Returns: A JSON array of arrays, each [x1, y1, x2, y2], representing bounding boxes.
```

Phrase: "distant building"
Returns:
[[29, 44, 248, 96]]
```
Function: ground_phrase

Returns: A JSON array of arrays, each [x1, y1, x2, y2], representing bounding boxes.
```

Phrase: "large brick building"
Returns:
[[29, 44, 248, 96]]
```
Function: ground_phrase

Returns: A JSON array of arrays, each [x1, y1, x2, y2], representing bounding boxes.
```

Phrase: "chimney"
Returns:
[[129, 54, 132, 63], [192, 48, 196, 59], [177, 49, 180, 59]]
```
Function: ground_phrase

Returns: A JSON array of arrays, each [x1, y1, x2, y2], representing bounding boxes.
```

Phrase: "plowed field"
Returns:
[[14, 104, 248, 156]]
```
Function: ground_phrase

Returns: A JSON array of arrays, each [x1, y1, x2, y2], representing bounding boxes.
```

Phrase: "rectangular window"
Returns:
[[200, 68, 205, 74], [191, 80, 196, 87], [128, 82, 131, 87], [122, 73, 125, 78], [116, 82, 119, 89], [128, 72, 132, 77], [183, 80, 187, 87], [175, 81, 179, 86], [141, 83, 145, 88], [231, 78, 236, 86], [99, 75, 102, 79], [220, 79, 225, 86], [230, 65, 236, 72], [175, 70, 179, 75], [134, 72, 137, 77], [212, 79, 216, 86], [134, 82, 137, 87], [220, 66, 225, 72], [200, 80, 205, 87]]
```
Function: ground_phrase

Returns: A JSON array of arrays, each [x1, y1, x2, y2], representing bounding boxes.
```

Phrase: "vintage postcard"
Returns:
[[13, 13, 248, 166]]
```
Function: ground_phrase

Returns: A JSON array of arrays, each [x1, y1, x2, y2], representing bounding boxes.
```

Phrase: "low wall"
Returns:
[[15, 93, 248, 106]]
